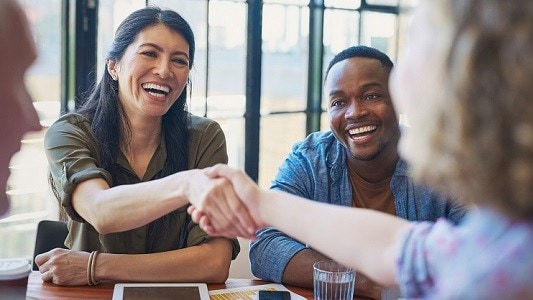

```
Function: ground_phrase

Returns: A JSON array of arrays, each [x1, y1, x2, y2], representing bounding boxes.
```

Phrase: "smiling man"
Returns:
[[249, 46, 466, 299]]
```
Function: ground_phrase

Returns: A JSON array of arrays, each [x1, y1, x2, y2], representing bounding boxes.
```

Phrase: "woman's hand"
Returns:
[[35, 248, 90, 286], [187, 164, 266, 239]]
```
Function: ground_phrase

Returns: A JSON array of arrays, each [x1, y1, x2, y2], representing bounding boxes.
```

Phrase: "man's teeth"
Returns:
[[348, 125, 377, 135], [142, 83, 170, 94]]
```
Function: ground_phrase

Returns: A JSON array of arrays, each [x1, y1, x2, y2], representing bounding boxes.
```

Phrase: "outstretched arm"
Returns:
[[189, 164, 410, 286], [73, 169, 255, 237]]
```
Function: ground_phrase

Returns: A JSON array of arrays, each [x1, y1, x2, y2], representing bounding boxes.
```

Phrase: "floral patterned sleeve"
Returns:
[[395, 209, 533, 299], [395, 219, 459, 298]]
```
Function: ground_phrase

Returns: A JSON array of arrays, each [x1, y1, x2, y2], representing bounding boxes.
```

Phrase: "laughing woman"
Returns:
[[35, 7, 241, 285]]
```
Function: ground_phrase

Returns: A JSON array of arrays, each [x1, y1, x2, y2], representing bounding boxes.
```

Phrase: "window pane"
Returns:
[[323, 9, 360, 60], [214, 117, 246, 169], [204, 1, 247, 173], [205, 1, 247, 118], [262, 4, 309, 113], [322, 9, 359, 111], [1, 0, 62, 259], [360, 11, 398, 61], [259, 114, 307, 188]]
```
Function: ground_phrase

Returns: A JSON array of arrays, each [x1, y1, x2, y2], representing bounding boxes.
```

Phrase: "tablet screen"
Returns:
[[113, 283, 209, 300], [123, 286, 201, 300]]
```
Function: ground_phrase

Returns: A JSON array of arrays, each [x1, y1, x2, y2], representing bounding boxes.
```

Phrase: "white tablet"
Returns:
[[112, 283, 210, 300]]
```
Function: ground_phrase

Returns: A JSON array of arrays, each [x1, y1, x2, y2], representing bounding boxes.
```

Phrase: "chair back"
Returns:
[[32, 220, 68, 270]]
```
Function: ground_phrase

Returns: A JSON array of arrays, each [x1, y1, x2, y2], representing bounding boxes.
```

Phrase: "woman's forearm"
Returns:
[[72, 170, 199, 234], [94, 238, 233, 283]]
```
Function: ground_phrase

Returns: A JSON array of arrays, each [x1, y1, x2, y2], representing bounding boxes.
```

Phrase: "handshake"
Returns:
[[186, 164, 267, 240]]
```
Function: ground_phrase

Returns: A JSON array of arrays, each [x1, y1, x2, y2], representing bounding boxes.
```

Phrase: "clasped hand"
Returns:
[[187, 164, 266, 239]]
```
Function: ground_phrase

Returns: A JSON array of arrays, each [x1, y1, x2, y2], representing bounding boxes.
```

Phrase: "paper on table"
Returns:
[[209, 283, 306, 300]]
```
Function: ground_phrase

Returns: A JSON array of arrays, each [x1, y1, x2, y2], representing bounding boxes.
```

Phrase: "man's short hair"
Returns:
[[325, 45, 394, 81]]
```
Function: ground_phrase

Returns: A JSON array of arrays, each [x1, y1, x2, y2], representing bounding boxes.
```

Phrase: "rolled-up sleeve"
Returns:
[[44, 114, 112, 222], [250, 227, 307, 282], [186, 220, 240, 260]]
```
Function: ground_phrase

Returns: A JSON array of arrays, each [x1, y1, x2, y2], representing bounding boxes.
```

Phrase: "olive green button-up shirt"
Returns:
[[44, 113, 239, 258]]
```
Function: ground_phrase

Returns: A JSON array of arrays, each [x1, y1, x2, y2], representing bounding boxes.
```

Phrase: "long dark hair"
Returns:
[[77, 6, 196, 252]]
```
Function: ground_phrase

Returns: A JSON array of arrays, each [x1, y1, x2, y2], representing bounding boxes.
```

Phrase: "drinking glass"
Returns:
[[313, 261, 355, 300]]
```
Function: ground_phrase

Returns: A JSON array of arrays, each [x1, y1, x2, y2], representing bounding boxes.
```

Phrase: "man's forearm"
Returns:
[[281, 248, 329, 288]]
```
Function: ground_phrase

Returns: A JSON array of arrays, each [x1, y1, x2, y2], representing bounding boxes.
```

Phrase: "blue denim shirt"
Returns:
[[249, 131, 466, 282]]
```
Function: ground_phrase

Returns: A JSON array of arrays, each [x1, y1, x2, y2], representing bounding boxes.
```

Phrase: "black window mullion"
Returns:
[[74, 0, 98, 110], [306, 0, 325, 135], [60, 0, 70, 115], [244, 0, 263, 182]]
